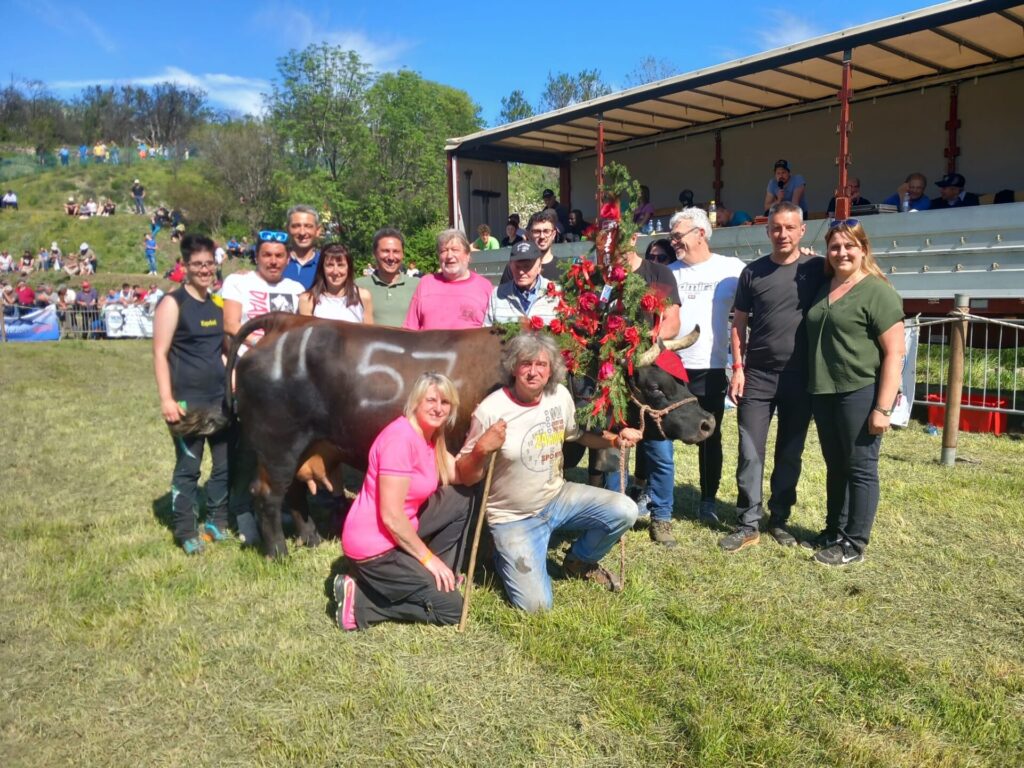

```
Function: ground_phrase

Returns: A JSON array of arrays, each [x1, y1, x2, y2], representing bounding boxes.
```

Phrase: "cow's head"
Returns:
[[628, 326, 715, 444]]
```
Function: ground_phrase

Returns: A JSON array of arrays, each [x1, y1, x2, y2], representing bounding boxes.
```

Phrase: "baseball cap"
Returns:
[[79, 242, 89, 251], [133, 178, 140, 184], [509, 241, 542, 262], [82, 281, 91, 289], [541, 188, 555, 198], [773, 159, 790, 171], [51, 241, 59, 250], [936, 172, 966, 188]]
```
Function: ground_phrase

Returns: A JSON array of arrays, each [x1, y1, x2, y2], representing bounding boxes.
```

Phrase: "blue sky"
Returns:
[[6, 0, 937, 127]]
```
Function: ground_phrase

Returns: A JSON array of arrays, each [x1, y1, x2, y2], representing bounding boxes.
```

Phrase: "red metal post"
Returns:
[[944, 83, 961, 174], [712, 130, 724, 205], [834, 49, 853, 221], [596, 114, 605, 210]]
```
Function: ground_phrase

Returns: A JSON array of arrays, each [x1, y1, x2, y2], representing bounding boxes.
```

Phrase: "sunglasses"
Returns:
[[647, 250, 671, 263], [828, 218, 860, 230], [669, 227, 701, 243], [257, 230, 289, 243]]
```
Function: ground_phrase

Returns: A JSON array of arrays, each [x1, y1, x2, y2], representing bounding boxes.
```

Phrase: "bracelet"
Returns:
[[418, 551, 434, 567], [732, 362, 744, 370]]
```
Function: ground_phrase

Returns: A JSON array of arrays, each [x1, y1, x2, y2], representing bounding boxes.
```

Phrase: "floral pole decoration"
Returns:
[[545, 162, 668, 431]]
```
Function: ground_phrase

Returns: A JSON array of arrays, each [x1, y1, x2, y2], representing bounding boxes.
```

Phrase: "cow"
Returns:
[[227, 312, 714, 558]]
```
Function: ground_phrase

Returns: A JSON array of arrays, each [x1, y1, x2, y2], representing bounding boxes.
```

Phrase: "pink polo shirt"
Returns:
[[341, 416, 440, 560], [403, 272, 493, 330]]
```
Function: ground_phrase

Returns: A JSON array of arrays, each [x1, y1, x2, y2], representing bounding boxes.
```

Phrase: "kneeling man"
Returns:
[[456, 332, 641, 612]]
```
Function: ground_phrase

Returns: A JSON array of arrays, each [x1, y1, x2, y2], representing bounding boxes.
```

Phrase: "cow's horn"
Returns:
[[635, 326, 701, 367]]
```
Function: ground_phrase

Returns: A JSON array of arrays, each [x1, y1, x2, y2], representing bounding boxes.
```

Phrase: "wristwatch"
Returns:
[[873, 406, 893, 416]]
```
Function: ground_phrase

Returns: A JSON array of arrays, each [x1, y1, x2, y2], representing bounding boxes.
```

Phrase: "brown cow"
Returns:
[[227, 313, 713, 557]]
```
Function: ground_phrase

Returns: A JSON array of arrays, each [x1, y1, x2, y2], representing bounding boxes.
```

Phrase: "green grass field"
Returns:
[[1, 340, 1022, 767]]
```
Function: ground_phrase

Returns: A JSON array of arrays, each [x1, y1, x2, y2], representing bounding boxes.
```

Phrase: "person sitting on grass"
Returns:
[[65, 197, 80, 216], [152, 234, 230, 555], [333, 373, 506, 631]]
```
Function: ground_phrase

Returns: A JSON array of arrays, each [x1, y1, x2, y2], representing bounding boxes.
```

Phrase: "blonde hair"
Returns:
[[825, 221, 889, 283], [403, 372, 460, 485]]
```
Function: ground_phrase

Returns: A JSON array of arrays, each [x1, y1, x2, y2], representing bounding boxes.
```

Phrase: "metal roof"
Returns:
[[447, 0, 1024, 165]]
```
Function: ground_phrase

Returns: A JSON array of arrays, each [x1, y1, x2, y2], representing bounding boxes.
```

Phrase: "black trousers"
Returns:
[[170, 427, 230, 543], [685, 368, 728, 502], [735, 368, 813, 530], [351, 484, 475, 629], [812, 384, 882, 554]]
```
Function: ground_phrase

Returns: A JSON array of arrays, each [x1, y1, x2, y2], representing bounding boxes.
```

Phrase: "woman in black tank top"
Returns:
[[152, 234, 229, 555]]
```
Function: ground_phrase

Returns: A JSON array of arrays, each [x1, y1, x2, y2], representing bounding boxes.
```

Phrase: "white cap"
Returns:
[[68, 196, 74, 202], [134, 179, 140, 184], [51, 241, 58, 249], [80, 242, 89, 251]]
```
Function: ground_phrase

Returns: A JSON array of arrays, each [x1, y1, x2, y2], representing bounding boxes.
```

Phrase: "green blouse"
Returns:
[[806, 275, 904, 395]]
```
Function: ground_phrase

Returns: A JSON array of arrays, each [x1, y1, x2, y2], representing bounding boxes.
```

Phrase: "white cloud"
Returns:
[[250, 3, 412, 70], [50, 68, 270, 116], [756, 10, 826, 50]]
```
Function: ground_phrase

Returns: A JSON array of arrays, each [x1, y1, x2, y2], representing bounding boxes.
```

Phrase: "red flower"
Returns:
[[609, 266, 626, 283], [606, 314, 624, 332], [623, 326, 640, 345], [580, 259, 596, 274], [598, 361, 615, 380], [640, 292, 660, 312], [529, 316, 545, 330], [549, 318, 564, 334], [578, 292, 598, 311], [546, 281, 559, 297]]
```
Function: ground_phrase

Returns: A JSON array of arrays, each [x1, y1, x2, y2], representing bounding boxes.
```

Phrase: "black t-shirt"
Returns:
[[633, 259, 681, 305], [733, 253, 825, 372], [131, 183, 144, 197], [165, 288, 225, 405]]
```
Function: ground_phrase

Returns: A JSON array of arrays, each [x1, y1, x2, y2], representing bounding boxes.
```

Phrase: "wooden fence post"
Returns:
[[940, 294, 970, 466]]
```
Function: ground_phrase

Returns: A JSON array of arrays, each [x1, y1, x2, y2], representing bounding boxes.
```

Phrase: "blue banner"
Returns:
[[3, 305, 61, 342]]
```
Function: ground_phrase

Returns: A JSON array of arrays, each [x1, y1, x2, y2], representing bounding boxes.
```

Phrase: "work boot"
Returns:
[[719, 527, 760, 553], [768, 526, 798, 548], [649, 520, 677, 548], [563, 554, 622, 592]]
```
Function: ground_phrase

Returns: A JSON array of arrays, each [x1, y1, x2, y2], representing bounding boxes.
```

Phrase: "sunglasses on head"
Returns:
[[257, 230, 288, 243], [828, 218, 860, 230]]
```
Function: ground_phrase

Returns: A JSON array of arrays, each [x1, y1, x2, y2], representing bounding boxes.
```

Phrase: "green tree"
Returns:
[[539, 70, 611, 111], [499, 89, 533, 124], [268, 45, 373, 183]]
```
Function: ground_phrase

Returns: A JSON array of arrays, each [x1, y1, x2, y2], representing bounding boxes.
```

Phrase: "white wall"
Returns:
[[567, 68, 1024, 219]]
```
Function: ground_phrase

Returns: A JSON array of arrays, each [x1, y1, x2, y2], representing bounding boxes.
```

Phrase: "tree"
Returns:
[[539, 70, 611, 111], [623, 57, 679, 88], [499, 89, 533, 125], [268, 44, 373, 183]]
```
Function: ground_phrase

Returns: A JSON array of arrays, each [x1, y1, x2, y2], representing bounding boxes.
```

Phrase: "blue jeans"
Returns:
[[606, 438, 675, 522], [146, 251, 157, 273], [489, 482, 637, 613], [134, 195, 145, 215]]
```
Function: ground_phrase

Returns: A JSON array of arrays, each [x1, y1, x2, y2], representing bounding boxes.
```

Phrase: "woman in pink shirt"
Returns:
[[335, 372, 504, 630]]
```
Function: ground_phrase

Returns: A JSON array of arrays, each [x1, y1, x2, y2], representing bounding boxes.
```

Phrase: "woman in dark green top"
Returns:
[[806, 220, 905, 566]]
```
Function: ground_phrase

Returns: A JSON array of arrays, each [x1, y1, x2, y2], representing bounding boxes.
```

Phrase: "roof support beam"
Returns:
[[930, 26, 1002, 60], [730, 77, 806, 103], [871, 40, 948, 73], [690, 86, 768, 111], [654, 96, 733, 119], [776, 66, 842, 91], [821, 53, 896, 84]]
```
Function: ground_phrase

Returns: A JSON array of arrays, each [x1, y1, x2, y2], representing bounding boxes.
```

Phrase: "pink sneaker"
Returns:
[[333, 574, 358, 631]]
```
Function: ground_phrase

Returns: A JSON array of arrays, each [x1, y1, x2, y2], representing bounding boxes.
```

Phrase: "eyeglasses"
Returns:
[[187, 260, 216, 270], [669, 227, 700, 243], [257, 230, 288, 243], [648, 251, 671, 263], [828, 218, 860, 230]]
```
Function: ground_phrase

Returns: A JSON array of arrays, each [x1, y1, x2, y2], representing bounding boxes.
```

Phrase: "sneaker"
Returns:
[[813, 542, 864, 567], [800, 530, 832, 551], [719, 527, 760, 553], [201, 521, 229, 543], [333, 574, 358, 630], [181, 537, 205, 556], [697, 500, 720, 526], [768, 526, 798, 548], [649, 519, 677, 548], [634, 490, 653, 519], [563, 555, 622, 592]]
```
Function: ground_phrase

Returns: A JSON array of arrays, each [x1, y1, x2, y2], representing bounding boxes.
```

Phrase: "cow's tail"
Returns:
[[224, 312, 296, 415]]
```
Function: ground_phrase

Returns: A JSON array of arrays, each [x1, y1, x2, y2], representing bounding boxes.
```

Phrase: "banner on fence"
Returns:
[[102, 305, 154, 338], [892, 321, 920, 428], [3, 305, 61, 342]]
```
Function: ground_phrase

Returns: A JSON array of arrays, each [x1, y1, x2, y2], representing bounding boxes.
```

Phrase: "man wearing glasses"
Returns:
[[721, 201, 824, 553], [500, 209, 563, 284], [668, 208, 745, 527], [281, 204, 323, 290]]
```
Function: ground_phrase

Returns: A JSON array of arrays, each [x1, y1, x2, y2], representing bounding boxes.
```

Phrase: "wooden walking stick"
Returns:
[[458, 452, 497, 633]]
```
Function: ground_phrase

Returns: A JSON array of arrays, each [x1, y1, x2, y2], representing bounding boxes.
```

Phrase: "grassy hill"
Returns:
[[0, 155, 238, 294]]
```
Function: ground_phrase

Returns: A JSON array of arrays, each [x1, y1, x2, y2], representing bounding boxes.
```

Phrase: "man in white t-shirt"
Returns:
[[669, 207, 745, 526], [221, 231, 304, 354], [457, 332, 641, 612]]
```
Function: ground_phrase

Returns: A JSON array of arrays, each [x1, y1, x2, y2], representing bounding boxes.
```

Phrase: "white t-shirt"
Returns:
[[313, 292, 365, 323], [671, 253, 745, 369], [221, 271, 304, 350], [460, 384, 580, 525], [214, 247, 226, 266]]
